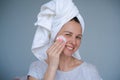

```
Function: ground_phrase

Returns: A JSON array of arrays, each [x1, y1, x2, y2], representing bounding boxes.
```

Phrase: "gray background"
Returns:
[[0, 0, 120, 80]]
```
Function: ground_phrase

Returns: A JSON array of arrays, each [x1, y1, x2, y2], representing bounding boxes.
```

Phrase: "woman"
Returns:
[[27, 0, 102, 80]]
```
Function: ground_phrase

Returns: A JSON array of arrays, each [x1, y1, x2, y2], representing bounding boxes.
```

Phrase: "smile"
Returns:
[[66, 46, 74, 50]]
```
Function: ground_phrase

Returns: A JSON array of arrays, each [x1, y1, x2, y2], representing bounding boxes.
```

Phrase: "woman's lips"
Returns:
[[66, 45, 74, 50]]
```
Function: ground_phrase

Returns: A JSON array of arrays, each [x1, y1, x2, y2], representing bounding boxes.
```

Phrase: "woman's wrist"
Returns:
[[43, 66, 57, 80], [47, 65, 58, 72]]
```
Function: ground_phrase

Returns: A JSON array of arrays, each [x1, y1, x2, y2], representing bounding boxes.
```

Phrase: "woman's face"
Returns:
[[56, 20, 82, 56]]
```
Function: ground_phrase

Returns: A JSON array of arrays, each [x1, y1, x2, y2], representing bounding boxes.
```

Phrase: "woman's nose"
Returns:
[[71, 37, 76, 45]]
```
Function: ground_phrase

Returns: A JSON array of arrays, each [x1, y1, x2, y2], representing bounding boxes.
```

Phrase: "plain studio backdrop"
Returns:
[[0, 0, 120, 80]]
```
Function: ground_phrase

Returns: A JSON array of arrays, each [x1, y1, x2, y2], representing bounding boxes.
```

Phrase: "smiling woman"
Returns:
[[28, 17, 102, 80], [1, 0, 120, 79], [57, 19, 82, 57], [27, 0, 102, 80]]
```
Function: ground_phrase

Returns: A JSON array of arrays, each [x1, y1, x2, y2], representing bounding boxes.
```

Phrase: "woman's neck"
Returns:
[[58, 53, 77, 71]]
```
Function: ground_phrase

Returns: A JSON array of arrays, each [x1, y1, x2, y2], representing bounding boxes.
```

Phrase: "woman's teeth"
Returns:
[[66, 46, 73, 50]]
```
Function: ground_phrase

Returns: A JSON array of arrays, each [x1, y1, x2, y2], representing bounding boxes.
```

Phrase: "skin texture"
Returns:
[[28, 20, 83, 80]]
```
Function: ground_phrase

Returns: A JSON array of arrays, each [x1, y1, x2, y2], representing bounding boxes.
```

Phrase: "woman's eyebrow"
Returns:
[[64, 31, 82, 36], [63, 31, 73, 34], [78, 34, 82, 37]]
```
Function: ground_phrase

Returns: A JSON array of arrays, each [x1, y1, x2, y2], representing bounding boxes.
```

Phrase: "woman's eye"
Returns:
[[76, 36, 82, 39], [65, 34, 71, 36]]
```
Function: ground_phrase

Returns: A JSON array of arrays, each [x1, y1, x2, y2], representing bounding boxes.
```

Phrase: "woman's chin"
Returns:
[[62, 50, 74, 57]]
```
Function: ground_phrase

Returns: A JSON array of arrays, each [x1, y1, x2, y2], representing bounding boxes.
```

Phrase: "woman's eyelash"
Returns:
[[65, 34, 71, 35], [65, 33, 82, 39], [76, 36, 82, 39]]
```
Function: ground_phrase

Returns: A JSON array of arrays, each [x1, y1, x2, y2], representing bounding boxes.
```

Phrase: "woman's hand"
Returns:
[[44, 36, 66, 80], [46, 38, 65, 69]]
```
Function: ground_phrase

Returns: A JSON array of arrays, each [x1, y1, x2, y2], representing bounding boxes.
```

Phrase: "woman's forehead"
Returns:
[[59, 21, 82, 34]]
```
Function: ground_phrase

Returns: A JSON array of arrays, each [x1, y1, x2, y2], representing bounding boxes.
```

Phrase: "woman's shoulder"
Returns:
[[81, 62, 98, 73], [29, 60, 47, 68], [80, 62, 102, 80], [30, 60, 43, 65], [82, 62, 97, 69], [28, 60, 47, 79], [28, 60, 47, 74]]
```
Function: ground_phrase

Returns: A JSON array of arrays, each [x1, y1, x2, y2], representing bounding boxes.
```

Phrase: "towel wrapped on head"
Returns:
[[32, 0, 85, 61]]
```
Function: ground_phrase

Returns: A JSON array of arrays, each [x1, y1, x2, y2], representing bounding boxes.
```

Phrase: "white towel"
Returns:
[[32, 0, 85, 61]]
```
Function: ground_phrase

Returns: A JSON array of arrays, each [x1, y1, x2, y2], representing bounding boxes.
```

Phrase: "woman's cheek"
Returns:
[[77, 41, 81, 48]]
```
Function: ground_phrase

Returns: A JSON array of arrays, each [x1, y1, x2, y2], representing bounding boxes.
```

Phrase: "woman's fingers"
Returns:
[[46, 37, 66, 68], [53, 41, 65, 55], [51, 40, 64, 52], [47, 40, 60, 54], [47, 39, 65, 55]]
